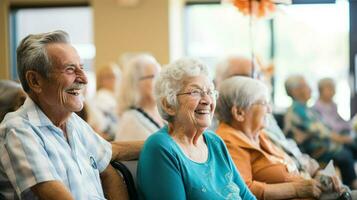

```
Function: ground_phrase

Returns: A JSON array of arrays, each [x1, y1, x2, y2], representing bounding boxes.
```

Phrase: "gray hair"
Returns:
[[216, 76, 268, 124], [0, 80, 26, 121], [215, 55, 252, 85], [284, 75, 305, 98], [16, 30, 70, 92], [119, 53, 160, 113], [318, 77, 335, 92], [154, 58, 211, 122]]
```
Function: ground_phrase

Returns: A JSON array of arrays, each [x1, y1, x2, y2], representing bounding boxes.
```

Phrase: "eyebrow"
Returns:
[[185, 84, 214, 90], [64, 63, 84, 68]]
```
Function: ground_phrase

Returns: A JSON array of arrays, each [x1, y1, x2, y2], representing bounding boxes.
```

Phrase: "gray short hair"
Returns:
[[154, 58, 211, 122], [216, 76, 268, 124], [318, 77, 335, 92], [284, 75, 304, 98], [16, 30, 70, 92], [0, 80, 26, 121]]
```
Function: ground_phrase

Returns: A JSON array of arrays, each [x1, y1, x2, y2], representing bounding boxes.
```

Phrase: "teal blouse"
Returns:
[[137, 126, 256, 200]]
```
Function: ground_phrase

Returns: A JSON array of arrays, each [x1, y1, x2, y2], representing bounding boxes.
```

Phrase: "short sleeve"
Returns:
[[0, 124, 57, 196]]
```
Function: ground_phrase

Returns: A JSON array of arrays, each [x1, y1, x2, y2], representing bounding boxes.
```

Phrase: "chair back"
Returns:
[[111, 160, 138, 200]]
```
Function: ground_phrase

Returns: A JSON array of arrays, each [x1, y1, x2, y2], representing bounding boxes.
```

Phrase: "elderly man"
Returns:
[[0, 30, 142, 200], [284, 75, 357, 188]]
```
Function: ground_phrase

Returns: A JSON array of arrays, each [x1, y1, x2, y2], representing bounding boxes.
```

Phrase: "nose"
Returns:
[[266, 103, 272, 113], [199, 92, 213, 105], [76, 68, 88, 84]]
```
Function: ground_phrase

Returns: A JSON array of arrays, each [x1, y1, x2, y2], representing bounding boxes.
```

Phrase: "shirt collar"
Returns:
[[24, 97, 74, 128]]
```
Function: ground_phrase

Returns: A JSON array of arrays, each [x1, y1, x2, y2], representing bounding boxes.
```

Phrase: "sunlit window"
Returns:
[[185, 3, 271, 75], [274, 0, 349, 119], [185, 1, 350, 119]]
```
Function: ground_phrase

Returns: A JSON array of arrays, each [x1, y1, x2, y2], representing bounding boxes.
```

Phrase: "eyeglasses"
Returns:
[[139, 75, 156, 81], [177, 88, 219, 99], [252, 101, 271, 109]]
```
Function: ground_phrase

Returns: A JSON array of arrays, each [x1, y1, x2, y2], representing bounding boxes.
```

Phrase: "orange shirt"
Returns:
[[216, 122, 302, 200]]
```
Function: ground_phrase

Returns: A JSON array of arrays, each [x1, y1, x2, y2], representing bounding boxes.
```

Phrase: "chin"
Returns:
[[69, 103, 84, 112]]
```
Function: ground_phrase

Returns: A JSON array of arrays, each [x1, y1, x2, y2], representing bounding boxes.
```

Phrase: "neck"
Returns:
[[294, 98, 307, 105], [168, 122, 204, 146], [319, 97, 331, 103], [230, 121, 259, 143], [138, 97, 156, 110], [29, 93, 70, 131]]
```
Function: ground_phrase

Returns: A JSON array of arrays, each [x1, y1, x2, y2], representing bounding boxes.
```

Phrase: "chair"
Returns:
[[111, 160, 138, 200]]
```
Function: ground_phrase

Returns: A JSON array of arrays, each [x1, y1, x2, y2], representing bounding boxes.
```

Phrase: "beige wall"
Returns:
[[0, 0, 88, 80], [0, 0, 172, 79], [92, 0, 170, 68], [0, 0, 10, 79]]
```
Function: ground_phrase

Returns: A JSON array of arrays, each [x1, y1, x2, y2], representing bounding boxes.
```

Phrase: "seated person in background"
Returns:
[[215, 55, 319, 176], [137, 58, 256, 200], [0, 30, 143, 200], [216, 76, 327, 200], [115, 54, 165, 141], [0, 80, 26, 122], [313, 78, 352, 135], [284, 75, 357, 189], [94, 62, 122, 141]]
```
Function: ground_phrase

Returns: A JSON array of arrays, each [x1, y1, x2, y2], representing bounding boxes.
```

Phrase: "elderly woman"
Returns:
[[215, 76, 326, 200], [313, 78, 352, 134], [137, 58, 256, 200], [115, 54, 165, 141]]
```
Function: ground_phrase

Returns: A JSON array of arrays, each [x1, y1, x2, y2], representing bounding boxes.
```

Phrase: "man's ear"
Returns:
[[161, 98, 176, 116], [26, 70, 43, 93], [231, 106, 245, 122]]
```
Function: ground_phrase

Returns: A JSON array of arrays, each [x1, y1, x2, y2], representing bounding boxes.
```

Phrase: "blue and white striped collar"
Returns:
[[24, 97, 75, 128]]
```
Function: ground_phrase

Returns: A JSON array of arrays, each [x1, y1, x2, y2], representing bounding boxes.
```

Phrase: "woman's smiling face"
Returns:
[[174, 75, 216, 130]]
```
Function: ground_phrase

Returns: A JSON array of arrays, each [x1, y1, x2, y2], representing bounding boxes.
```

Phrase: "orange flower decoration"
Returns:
[[232, 0, 276, 18]]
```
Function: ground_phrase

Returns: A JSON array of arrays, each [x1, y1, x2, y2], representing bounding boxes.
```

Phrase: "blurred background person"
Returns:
[[115, 54, 165, 141], [137, 58, 255, 200], [94, 62, 121, 141], [284, 75, 357, 189], [313, 77, 353, 135], [0, 80, 26, 122], [216, 76, 329, 200]]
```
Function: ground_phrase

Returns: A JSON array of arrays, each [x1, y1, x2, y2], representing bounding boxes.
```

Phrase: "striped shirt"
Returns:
[[0, 97, 112, 199]]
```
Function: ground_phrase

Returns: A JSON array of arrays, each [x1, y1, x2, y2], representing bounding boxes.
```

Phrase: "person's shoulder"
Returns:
[[1, 109, 30, 129], [121, 109, 140, 120], [204, 130, 225, 146], [145, 128, 169, 144], [143, 127, 173, 152]]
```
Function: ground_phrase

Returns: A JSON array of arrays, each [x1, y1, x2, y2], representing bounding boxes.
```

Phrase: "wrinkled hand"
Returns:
[[293, 179, 322, 199], [307, 157, 320, 177], [314, 172, 344, 193], [331, 175, 344, 194]]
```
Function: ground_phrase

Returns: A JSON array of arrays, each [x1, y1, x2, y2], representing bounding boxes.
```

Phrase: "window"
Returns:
[[185, 1, 350, 119], [274, 0, 349, 118], [10, 6, 96, 96], [185, 3, 271, 76]]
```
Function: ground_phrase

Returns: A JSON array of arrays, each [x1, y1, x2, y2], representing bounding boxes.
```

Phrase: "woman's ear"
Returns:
[[231, 106, 245, 122], [161, 98, 176, 116], [26, 70, 43, 93]]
